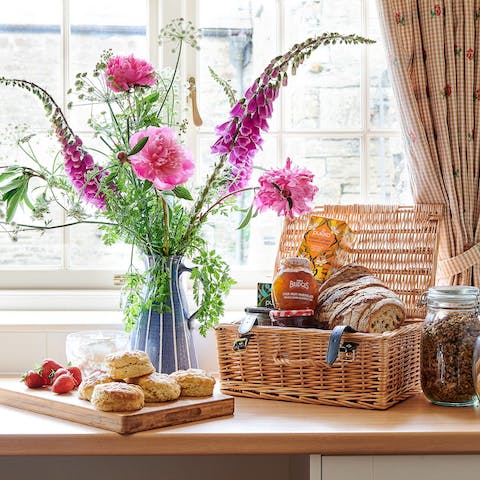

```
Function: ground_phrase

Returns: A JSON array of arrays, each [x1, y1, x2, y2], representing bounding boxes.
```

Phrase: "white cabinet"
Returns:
[[314, 455, 480, 480]]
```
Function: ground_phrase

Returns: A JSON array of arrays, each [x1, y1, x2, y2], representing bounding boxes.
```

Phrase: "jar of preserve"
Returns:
[[420, 286, 480, 406], [269, 308, 315, 328], [272, 257, 318, 310]]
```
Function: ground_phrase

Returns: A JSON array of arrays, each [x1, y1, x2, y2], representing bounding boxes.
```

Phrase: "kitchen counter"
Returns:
[[1, 388, 480, 456]]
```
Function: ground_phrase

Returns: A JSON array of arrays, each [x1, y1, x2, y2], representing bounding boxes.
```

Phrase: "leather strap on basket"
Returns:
[[326, 325, 357, 365]]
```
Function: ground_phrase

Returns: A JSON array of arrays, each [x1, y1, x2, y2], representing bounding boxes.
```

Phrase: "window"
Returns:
[[194, 0, 411, 282], [0, 0, 410, 305], [0, 0, 148, 291]]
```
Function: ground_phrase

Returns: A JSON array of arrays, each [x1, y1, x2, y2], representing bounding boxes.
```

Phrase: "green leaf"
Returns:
[[6, 184, 26, 222], [0, 167, 23, 183], [172, 185, 193, 201], [143, 91, 160, 104], [2, 187, 20, 202], [142, 180, 153, 192], [0, 176, 24, 195], [103, 171, 117, 186], [128, 136, 148, 156], [22, 190, 35, 210], [237, 204, 255, 230]]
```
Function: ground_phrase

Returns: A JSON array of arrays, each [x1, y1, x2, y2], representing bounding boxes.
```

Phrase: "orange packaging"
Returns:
[[296, 216, 353, 282]]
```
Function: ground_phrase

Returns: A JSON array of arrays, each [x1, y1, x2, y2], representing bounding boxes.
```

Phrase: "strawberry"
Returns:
[[38, 358, 63, 385], [21, 370, 46, 388], [52, 368, 70, 384], [66, 366, 82, 387], [51, 373, 76, 394]]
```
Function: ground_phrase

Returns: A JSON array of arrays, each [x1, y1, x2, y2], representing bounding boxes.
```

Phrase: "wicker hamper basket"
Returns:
[[216, 204, 443, 410]]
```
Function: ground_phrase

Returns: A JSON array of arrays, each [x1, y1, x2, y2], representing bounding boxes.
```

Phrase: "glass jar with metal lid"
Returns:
[[272, 257, 318, 310], [420, 286, 480, 406]]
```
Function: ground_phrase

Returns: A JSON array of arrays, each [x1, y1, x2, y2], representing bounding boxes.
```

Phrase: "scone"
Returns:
[[169, 368, 215, 397], [91, 382, 144, 412], [104, 350, 155, 380], [78, 370, 117, 401], [127, 372, 181, 402]]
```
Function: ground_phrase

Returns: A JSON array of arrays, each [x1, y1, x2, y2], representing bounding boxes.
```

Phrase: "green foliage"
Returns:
[[190, 249, 237, 336], [0, 167, 38, 221], [208, 67, 237, 107], [122, 271, 147, 333]]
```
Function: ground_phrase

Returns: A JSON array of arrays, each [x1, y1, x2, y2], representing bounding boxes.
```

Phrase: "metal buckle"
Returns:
[[339, 341, 358, 361], [233, 335, 251, 351]]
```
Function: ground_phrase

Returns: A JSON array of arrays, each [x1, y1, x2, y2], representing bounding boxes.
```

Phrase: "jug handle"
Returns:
[[178, 263, 204, 329]]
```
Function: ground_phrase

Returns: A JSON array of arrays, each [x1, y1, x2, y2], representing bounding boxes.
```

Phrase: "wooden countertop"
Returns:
[[1, 385, 480, 456]]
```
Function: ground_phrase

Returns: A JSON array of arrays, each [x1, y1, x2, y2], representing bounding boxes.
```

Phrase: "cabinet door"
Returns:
[[319, 455, 480, 480]]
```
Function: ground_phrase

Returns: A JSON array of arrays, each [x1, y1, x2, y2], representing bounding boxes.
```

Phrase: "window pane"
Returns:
[[0, 0, 62, 127], [284, 0, 362, 130], [368, 0, 399, 129], [69, 0, 148, 131], [69, 223, 132, 269], [285, 137, 361, 204], [0, 133, 63, 267], [368, 136, 412, 204], [198, 0, 278, 130], [67, 1, 148, 267], [198, 133, 280, 267]]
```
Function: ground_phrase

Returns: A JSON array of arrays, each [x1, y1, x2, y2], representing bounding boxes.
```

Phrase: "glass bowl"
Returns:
[[66, 330, 130, 377]]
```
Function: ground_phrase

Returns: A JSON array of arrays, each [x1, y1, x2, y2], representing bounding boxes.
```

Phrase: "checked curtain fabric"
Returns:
[[377, 0, 480, 285]]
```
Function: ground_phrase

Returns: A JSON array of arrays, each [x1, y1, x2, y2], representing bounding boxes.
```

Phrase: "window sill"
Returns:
[[0, 310, 241, 374], [0, 288, 257, 311], [0, 310, 124, 331]]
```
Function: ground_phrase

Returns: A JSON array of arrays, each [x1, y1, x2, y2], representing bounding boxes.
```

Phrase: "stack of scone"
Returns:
[[78, 350, 216, 412]]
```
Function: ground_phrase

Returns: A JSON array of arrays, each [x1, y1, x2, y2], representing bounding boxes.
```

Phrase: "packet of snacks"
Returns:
[[296, 216, 353, 282]]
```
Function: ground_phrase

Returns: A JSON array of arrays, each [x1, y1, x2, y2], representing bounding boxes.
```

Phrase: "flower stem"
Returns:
[[1, 219, 119, 232], [199, 186, 257, 222], [179, 154, 228, 252], [160, 195, 169, 255], [157, 40, 183, 115], [0, 78, 74, 138]]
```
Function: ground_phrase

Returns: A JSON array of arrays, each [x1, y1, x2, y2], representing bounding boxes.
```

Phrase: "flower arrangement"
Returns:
[[0, 19, 373, 335]]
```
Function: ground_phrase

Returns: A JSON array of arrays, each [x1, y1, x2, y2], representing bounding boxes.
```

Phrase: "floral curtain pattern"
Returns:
[[377, 0, 480, 285]]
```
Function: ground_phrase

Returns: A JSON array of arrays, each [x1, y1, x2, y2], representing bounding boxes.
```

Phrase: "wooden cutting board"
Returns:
[[0, 378, 234, 434]]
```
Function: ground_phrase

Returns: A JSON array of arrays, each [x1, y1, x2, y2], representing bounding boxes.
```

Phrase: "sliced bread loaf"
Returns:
[[315, 264, 406, 333]]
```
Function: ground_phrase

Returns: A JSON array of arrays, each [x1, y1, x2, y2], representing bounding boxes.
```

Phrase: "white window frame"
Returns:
[[0, 0, 403, 309]]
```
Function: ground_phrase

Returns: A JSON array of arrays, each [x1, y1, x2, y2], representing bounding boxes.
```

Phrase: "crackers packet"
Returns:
[[296, 216, 353, 282]]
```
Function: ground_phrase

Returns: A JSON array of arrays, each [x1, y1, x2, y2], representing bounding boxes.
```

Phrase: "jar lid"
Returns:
[[244, 307, 272, 314], [279, 257, 311, 268], [269, 309, 314, 318], [427, 286, 479, 303]]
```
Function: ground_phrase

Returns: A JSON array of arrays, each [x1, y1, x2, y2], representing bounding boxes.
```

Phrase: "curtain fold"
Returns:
[[377, 0, 480, 284]]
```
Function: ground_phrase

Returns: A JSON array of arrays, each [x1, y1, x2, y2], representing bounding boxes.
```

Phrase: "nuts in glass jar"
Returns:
[[421, 311, 480, 405]]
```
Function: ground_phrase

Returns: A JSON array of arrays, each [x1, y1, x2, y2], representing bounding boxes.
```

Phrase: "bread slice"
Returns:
[[357, 297, 406, 333], [318, 264, 372, 295], [317, 275, 386, 308]]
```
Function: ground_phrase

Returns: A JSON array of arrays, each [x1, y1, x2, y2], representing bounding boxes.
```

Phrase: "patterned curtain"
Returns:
[[377, 0, 480, 285]]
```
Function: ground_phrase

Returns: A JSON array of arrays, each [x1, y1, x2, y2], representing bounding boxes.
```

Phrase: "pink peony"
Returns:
[[253, 158, 318, 218], [105, 55, 156, 92], [129, 126, 194, 190]]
